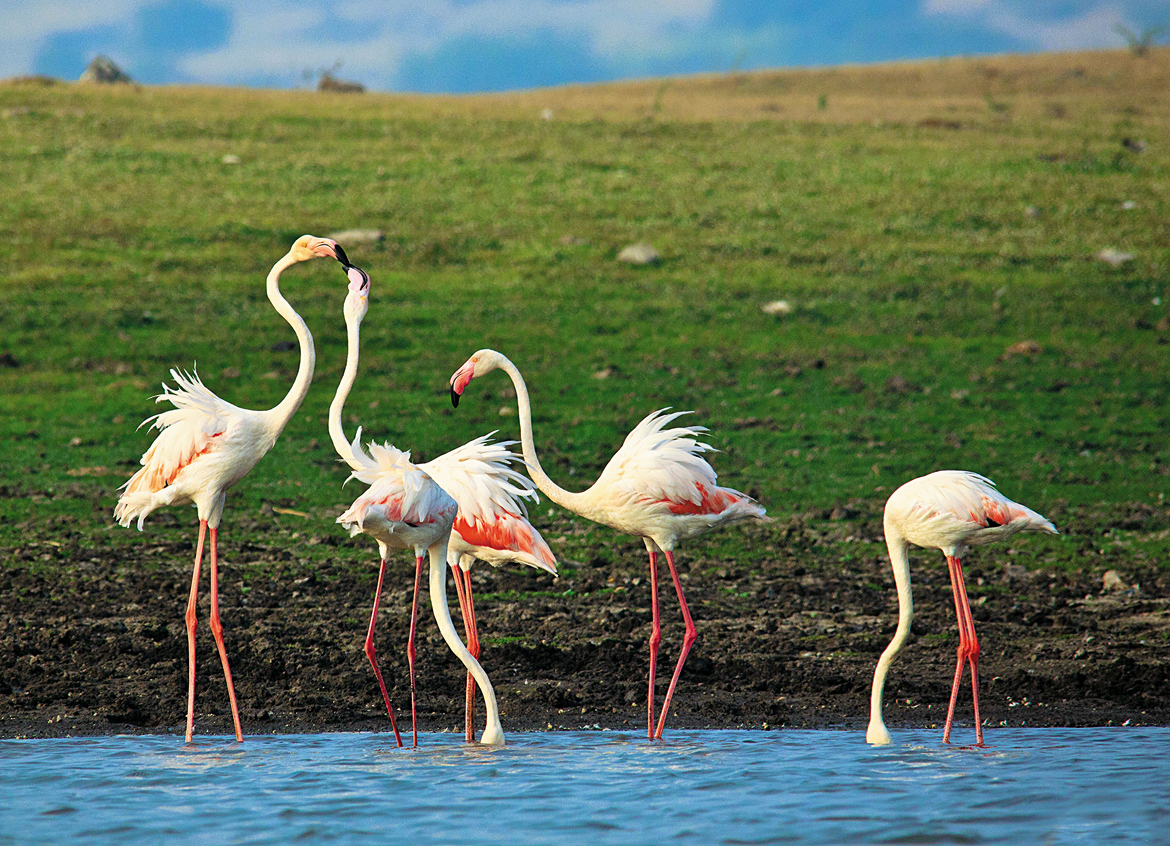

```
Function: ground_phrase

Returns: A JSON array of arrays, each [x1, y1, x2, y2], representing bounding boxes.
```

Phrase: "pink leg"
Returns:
[[646, 549, 662, 740], [462, 569, 481, 743], [207, 527, 243, 742], [406, 554, 424, 748], [184, 520, 207, 743], [452, 568, 476, 742], [654, 549, 698, 740], [364, 557, 404, 747], [943, 555, 984, 746]]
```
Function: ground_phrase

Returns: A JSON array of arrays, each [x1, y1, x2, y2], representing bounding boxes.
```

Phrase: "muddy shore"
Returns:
[[2, 510, 1167, 742]]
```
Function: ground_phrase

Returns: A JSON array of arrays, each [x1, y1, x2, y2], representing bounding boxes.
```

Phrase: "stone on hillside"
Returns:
[[617, 243, 660, 265], [80, 56, 132, 84], [327, 229, 384, 246], [1002, 339, 1041, 358], [1101, 569, 1138, 594], [318, 73, 365, 94], [1096, 248, 1134, 267]]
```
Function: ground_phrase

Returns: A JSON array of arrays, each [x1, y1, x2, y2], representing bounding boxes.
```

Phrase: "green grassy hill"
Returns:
[[2, 47, 1168, 578]]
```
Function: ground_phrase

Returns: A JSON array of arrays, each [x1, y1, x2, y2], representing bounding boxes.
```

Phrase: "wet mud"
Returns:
[[2, 507, 1168, 741]]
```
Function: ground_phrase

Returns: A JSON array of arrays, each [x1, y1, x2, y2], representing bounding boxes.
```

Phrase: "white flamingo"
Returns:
[[328, 266, 505, 746], [867, 470, 1058, 747], [114, 234, 348, 743], [450, 348, 767, 739]]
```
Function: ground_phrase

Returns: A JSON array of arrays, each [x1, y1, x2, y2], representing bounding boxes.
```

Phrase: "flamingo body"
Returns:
[[114, 234, 347, 743], [338, 436, 459, 555], [426, 434, 557, 577], [450, 349, 767, 739], [867, 470, 1058, 747], [115, 371, 277, 528]]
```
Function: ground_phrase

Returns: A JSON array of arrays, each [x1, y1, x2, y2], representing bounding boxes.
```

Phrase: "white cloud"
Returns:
[[177, 0, 718, 88], [923, 1, 1140, 51], [0, 1, 142, 79]]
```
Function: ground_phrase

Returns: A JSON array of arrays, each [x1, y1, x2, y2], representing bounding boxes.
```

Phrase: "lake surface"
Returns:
[[2, 727, 1165, 845]]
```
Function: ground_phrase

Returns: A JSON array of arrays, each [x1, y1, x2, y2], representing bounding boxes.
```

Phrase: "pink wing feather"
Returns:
[[119, 368, 238, 496], [424, 433, 557, 574]]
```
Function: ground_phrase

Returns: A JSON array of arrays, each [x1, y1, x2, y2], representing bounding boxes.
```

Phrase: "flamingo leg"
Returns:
[[183, 520, 207, 744], [943, 555, 983, 746], [654, 549, 698, 740], [452, 567, 476, 742], [462, 569, 481, 743], [407, 554, 425, 748], [363, 557, 404, 748], [646, 549, 662, 740], [207, 527, 244, 742]]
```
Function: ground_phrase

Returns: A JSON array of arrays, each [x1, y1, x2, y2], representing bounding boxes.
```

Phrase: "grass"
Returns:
[[1, 47, 1168, 579]]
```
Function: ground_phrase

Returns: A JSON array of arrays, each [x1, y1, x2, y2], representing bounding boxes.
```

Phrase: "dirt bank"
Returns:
[[2, 511, 1167, 741]]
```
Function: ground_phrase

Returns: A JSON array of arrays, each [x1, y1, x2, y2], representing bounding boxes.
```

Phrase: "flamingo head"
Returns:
[[449, 348, 505, 408], [343, 264, 370, 325], [290, 234, 349, 265]]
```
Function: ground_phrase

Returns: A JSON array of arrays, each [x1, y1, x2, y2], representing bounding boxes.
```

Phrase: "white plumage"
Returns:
[[868, 470, 1059, 747], [116, 368, 269, 530], [113, 234, 348, 743], [884, 470, 1056, 556], [327, 267, 507, 747], [449, 348, 767, 740]]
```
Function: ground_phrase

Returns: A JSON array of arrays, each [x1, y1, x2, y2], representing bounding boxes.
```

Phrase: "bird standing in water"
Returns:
[[115, 234, 349, 743], [867, 470, 1058, 747], [328, 267, 505, 746], [422, 436, 557, 742], [450, 348, 767, 739]]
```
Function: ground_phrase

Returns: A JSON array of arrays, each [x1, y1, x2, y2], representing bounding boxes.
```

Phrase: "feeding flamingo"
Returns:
[[449, 349, 767, 740], [114, 234, 349, 743], [867, 470, 1058, 747], [328, 266, 505, 747], [423, 438, 557, 742]]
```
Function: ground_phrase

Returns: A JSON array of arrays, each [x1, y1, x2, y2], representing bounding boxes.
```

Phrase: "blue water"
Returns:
[[2, 728, 1166, 845]]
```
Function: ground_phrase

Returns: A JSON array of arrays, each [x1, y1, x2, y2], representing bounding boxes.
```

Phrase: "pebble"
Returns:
[[617, 243, 660, 265]]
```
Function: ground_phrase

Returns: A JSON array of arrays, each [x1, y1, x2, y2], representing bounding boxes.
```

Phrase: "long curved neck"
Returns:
[[427, 540, 504, 746], [867, 529, 914, 744], [497, 355, 586, 513], [328, 308, 361, 468], [266, 251, 316, 428]]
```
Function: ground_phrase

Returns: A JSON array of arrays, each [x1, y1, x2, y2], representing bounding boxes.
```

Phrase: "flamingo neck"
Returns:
[[867, 531, 914, 745], [328, 307, 362, 468], [426, 539, 505, 746], [266, 250, 316, 429], [496, 355, 585, 513]]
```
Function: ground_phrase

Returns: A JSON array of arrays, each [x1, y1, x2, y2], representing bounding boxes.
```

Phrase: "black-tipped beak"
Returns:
[[450, 387, 461, 408], [334, 244, 351, 266]]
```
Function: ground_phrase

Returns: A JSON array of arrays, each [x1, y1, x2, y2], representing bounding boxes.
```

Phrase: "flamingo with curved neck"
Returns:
[[450, 348, 768, 739], [868, 470, 1058, 746], [115, 234, 346, 743], [328, 267, 505, 747]]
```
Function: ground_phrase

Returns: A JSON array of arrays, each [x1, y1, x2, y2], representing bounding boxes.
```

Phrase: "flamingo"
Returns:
[[867, 470, 1059, 747], [449, 349, 768, 740], [328, 266, 506, 747], [114, 234, 348, 743]]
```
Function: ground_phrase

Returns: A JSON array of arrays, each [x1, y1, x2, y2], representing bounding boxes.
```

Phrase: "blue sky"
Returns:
[[3, 1, 1166, 94]]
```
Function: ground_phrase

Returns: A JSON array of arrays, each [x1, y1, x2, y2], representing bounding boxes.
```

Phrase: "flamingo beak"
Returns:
[[333, 243, 351, 266], [449, 361, 474, 408]]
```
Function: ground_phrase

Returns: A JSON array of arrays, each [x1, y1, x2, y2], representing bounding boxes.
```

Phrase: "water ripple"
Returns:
[[2, 728, 1167, 845]]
